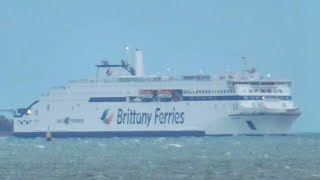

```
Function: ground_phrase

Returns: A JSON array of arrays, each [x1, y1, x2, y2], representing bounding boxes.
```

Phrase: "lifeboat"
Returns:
[[139, 90, 154, 99], [158, 90, 173, 98]]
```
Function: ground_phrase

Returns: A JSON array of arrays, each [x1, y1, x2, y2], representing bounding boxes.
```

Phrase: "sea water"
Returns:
[[0, 134, 320, 180]]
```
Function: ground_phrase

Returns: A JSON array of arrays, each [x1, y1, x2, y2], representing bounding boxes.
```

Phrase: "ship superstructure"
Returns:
[[13, 50, 301, 137]]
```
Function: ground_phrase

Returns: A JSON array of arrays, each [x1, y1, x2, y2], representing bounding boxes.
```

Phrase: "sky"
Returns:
[[0, 0, 319, 132]]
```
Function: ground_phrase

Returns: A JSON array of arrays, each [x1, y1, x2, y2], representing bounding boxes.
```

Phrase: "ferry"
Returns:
[[13, 49, 301, 137]]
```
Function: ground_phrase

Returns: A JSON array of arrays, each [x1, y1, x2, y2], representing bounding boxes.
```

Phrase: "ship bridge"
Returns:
[[229, 80, 292, 87], [228, 79, 292, 98]]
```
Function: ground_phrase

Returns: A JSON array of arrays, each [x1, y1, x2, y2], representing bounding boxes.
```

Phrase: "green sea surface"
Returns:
[[0, 134, 319, 180]]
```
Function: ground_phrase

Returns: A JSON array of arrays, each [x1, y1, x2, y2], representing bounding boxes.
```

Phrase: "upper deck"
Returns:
[[39, 51, 294, 103]]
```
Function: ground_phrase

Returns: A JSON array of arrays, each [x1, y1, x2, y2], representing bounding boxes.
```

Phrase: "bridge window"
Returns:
[[261, 82, 275, 85], [276, 82, 290, 85], [267, 89, 272, 93], [233, 82, 250, 85], [260, 89, 266, 93], [250, 82, 260, 85]]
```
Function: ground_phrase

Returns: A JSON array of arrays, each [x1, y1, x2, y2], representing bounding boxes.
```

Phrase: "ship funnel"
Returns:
[[135, 48, 144, 77]]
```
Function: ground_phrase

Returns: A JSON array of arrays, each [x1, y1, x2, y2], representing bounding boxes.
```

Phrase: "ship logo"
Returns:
[[100, 109, 114, 124]]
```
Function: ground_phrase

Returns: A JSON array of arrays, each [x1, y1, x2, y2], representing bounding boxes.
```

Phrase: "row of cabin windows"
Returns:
[[248, 89, 284, 94], [183, 89, 235, 94], [52, 91, 129, 96], [73, 84, 225, 92], [75, 84, 185, 89], [243, 96, 291, 100], [233, 81, 290, 86], [45, 104, 80, 112], [212, 104, 239, 110], [44, 99, 87, 102]]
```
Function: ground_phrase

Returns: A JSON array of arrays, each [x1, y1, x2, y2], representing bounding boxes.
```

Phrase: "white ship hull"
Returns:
[[13, 101, 300, 137]]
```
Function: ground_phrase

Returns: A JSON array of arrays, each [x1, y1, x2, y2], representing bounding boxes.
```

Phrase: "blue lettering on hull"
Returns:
[[114, 108, 185, 126]]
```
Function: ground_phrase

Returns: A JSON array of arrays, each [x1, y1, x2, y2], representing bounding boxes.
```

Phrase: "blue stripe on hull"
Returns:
[[89, 96, 292, 102], [89, 97, 126, 102], [13, 131, 206, 138]]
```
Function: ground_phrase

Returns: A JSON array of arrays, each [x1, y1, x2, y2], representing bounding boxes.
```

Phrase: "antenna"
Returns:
[[166, 66, 171, 76], [124, 46, 130, 65], [242, 56, 256, 74], [199, 69, 204, 75], [242, 56, 248, 68]]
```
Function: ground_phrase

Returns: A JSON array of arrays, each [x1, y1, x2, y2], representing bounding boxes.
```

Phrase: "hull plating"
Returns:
[[14, 101, 300, 137]]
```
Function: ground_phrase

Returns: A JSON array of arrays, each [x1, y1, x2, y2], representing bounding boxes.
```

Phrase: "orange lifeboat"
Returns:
[[158, 90, 173, 98], [139, 90, 154, 99]]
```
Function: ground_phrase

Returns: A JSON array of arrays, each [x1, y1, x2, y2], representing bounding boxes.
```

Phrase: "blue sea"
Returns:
[[1, 134, 320, 180]]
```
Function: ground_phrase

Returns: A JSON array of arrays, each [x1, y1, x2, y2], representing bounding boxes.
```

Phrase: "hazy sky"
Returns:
[[0, 1, 318, 132]]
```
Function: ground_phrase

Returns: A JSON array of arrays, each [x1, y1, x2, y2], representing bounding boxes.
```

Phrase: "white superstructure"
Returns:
[[13, 50, 301, 137]]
